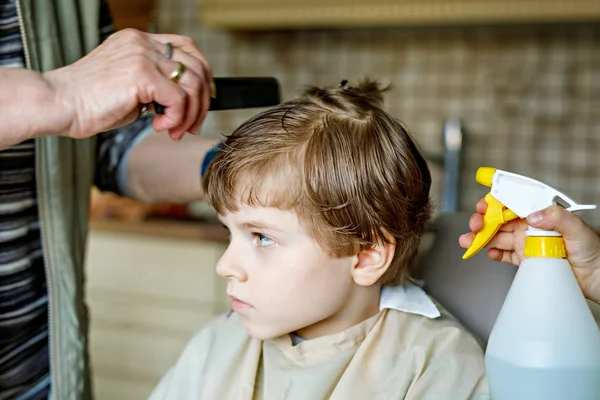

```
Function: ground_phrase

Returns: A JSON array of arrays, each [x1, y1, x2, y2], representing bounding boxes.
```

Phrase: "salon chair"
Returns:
[[414, 212, 517, 348]]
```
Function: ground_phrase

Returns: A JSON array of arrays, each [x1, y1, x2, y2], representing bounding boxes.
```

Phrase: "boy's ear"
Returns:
[[351, 240, 396, 287]]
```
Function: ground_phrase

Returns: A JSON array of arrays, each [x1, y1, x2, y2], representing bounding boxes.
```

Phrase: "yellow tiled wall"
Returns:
[[157, 0, 600, 225]]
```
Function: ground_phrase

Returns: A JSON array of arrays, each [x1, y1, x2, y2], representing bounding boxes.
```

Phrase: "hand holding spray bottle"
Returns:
[[463, 167, 600, 400]]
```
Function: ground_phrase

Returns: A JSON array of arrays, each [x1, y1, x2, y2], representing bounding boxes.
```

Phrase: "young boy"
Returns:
[[150, 80, 490, 400]]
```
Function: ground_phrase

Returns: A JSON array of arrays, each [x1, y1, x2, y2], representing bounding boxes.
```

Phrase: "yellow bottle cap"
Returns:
[[524, 236, 567, 258]]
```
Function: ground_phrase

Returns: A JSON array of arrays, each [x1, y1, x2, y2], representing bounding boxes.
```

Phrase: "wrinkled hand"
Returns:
[[43, 29, 212, 141], [459, 200, 600, 303]]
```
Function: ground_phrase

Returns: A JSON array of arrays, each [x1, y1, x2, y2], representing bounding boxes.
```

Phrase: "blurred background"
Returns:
[[86, 0, 600, 398]]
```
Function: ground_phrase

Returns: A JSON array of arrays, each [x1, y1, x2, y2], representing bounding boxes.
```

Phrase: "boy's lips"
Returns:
[[229, 294, 253, 311]]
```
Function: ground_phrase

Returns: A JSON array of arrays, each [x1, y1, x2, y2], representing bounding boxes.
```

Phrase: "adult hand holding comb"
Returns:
[[3, 28, 280, 149], [137, 38, 281, 139], [138, 36, 280, 139], [40, 29, 213, 142]]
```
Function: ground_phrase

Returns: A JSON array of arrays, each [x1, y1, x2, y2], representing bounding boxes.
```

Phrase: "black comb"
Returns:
[[153, 77, 280, 114]]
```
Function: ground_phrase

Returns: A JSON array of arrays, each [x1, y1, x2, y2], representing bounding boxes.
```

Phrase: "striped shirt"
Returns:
[[0, 1, 152, 398]]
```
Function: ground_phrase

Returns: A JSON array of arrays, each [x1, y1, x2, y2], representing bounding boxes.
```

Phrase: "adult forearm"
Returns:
[[125, 131, 220, 204], [0, 68, 70, 149]]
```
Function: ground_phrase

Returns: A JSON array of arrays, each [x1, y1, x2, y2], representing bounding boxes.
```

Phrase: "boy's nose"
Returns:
[[215, 246, 248, 282]]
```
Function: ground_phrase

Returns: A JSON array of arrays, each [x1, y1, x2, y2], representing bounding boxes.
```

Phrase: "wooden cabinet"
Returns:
[[85, 225, 228, 399], [200, 0, 600, 30]]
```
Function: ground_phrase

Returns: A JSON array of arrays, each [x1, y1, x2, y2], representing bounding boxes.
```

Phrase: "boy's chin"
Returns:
[[240, 319, 292, 341]]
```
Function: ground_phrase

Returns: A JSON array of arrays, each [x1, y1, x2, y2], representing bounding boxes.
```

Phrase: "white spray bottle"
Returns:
[[463, 167, 600, 400]]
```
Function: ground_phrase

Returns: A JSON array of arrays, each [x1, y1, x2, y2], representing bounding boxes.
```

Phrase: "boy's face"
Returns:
[[217, 204, 363, 341]]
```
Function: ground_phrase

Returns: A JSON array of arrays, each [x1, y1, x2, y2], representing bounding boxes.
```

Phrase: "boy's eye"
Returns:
[[254, 233, 275, 247]]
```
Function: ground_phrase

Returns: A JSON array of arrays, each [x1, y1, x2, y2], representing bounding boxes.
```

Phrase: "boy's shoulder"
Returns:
[[383, 303, 485, 356], [373, 307, 489, 399]]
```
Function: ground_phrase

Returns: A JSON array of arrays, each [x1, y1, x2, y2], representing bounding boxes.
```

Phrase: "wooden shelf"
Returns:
[[200, 0, 600, 30], [108, 0, 156, 31], [89, 218, 229, 243]]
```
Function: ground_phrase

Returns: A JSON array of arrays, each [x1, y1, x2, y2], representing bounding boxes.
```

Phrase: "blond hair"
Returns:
[[203, 80, 431, 285]]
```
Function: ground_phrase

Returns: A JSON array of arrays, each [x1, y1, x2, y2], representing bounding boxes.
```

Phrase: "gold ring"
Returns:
[[170, 62, 186, 83]]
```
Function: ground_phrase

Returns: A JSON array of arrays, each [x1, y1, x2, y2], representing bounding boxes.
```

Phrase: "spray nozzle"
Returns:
[[462, 167, 597, 260]]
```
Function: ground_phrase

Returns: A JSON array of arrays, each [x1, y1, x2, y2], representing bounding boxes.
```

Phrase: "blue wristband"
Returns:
[[201, 142, 224, 177]]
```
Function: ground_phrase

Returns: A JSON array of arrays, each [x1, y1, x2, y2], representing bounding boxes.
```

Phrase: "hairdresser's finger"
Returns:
[[459, 227, 521, 253], [488, 249, 521, 265], [151, 34, 213, 83], [172, 66, 203, 138], [149, 58, 197, 137], [150, 43, 211, 136], [476, 198, 488, 214], [487, 248, 504, 262], [468, 213, 484, 233], [190, 81, 211, 134], [485, 231, 519, 252], [458, 232, 475, 249]]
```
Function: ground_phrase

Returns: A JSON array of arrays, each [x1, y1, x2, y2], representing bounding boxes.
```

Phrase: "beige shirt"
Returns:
[[150, 286, 490, 400]]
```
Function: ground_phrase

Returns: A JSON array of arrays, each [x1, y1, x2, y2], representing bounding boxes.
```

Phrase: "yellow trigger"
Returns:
[[462, 193, 519, 259]]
